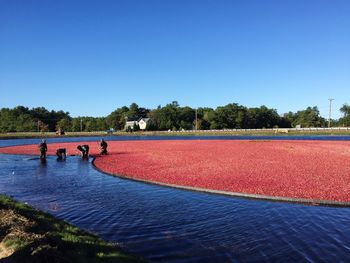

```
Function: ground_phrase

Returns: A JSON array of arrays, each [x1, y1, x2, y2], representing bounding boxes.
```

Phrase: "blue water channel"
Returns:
[[1, 136, 350, 262]]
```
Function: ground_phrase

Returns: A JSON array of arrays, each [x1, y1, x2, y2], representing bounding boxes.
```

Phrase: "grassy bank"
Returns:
[[1, 129, 350, 139], [0, 194, 144, 263], [153, 129, 350, 136]]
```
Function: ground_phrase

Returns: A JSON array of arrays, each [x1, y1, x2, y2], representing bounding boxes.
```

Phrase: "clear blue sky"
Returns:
[[1, 0, 349, 118]]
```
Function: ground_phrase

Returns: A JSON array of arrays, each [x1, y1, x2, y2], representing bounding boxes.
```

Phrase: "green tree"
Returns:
[[145, 119, 157, 130], [292, 106, 325, 127], [149, 101, 179, 130], [195, 108, 214, 130], [214, 103, 248, 129], [178, 107, 195, 130], [106, 106, 130, 131], [96, 117, 108, 131], [133, 122, 140, 131], [56, 118, 72, 132], [127, 103, 149, 119], [0, 108, 18, 132], [339, 104, 350, 126], [71, 118, 83, 132], [0, 106, 37, 132], [18, 114, 37, 132], [254, 106, 280, 128], [28, 107, 71, 132]]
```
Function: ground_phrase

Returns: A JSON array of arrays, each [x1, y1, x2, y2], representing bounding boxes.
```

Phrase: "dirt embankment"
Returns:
[[0, 195, 144, 263], [0, 208, 45, 260]]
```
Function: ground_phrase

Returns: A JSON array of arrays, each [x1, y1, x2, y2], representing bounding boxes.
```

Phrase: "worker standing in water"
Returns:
[[38, 139, 47, 161]]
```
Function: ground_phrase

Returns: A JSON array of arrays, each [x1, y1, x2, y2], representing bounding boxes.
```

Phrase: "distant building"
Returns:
[[138, 118, 150, 130], [125, 117, 151, 131], [125, 117, 139, 131]]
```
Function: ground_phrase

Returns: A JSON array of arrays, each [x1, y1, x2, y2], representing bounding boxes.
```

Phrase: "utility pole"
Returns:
[[37, 120, 40, 132], [80, 119, 83, 132], [328, 98, 334, 128]]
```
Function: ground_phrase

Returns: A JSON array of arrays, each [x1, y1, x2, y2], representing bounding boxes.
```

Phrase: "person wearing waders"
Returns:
[[39, 139, 47, 161], [77, 145, 89, 160], [99, 139, 108, 155], [56, 148, 66, 161]]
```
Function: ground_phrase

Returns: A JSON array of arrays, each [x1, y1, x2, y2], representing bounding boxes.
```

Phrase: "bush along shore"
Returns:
[[0, 194, 145, 263]]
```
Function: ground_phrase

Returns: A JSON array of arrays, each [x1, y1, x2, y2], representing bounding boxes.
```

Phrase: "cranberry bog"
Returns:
[[1, 139, 350, 206]]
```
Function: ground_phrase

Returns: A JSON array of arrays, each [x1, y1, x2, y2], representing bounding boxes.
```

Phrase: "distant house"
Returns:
[[125, 117, 151, 131], [138, 118, 150, 130], [125, 117, 139, 131]]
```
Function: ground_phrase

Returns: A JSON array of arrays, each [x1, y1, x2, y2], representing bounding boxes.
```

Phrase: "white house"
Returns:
[[124, 117, 138, 131], [125, 117, 151, 130], [138, 118, 150, 130]]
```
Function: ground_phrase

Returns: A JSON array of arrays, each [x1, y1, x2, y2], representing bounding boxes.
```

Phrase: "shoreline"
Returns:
[[0, 194, 144, 262]]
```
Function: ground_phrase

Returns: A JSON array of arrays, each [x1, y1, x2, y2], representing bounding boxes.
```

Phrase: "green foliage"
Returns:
[[0, 107, 35, 132], [0, 106, 113, 133], [3, 236, 29, 251], [215, 103, 248, 129], [71, 118, 83, 132], [339, 104, 350, 126], [1, 101, 348, 133], [250, 106, 280, 128], [133, 122, 140, 131], [287, 106, 326, 128], [145, 119, 157, 131], [56, 117, 72, 131], [0, 106, 70, 133], [106, 106, 129, 131]]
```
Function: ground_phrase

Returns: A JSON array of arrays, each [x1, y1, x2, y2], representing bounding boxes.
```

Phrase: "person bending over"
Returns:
[[99, 139, 108, 155], [77, 145, 89, 160], [56, 148, 66, 161]]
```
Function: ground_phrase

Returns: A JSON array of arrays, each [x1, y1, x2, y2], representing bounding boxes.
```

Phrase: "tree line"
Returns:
[[1, 102, 349, 133]]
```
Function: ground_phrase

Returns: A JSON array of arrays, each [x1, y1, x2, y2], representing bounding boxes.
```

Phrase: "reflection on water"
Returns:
[[1, 137, 350, 262]]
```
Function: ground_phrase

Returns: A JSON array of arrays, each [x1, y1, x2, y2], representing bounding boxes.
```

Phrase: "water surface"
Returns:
[[1, 137, 350, 262]]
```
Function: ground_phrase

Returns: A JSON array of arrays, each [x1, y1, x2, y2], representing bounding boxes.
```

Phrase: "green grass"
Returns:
[[0, 194, 145, 263], [140, 130, 350, 136], [3, 237, 29, 251]]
